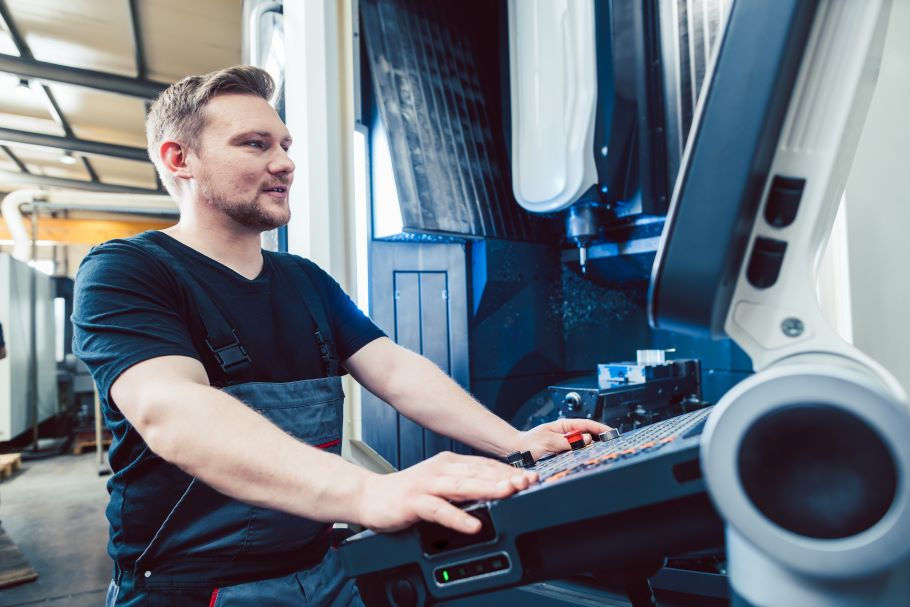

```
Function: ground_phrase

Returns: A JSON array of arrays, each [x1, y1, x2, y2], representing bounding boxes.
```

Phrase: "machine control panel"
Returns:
[[533, 407, 709, 485], [340, 407, 718, 606]]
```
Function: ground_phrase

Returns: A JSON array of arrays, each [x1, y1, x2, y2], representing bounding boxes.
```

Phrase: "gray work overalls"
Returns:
[[104, 243, 364, 607]]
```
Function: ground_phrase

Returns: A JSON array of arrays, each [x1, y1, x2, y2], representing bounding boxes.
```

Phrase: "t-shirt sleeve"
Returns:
[[301, 260, 386, 360], [0, 321, 5, 348], [72, 240, 201, 406]]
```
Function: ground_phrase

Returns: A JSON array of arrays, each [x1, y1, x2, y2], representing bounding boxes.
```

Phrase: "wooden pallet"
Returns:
[[0, 525, 38, 589], [0, 453, 21, 481], [72, 432, 112, 456]]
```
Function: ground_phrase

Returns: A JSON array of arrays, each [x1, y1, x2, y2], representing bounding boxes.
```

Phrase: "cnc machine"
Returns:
[[340, 1, 910, 605]]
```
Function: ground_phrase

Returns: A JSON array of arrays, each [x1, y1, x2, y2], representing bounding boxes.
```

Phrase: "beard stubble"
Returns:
[[198, 177, 290, 231]]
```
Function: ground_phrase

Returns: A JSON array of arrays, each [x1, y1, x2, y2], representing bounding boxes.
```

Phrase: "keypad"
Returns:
[[534, 407, 712, 483]]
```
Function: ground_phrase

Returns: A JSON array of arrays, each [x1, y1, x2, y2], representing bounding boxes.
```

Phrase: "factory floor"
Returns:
[[0, 451, 111, 607]]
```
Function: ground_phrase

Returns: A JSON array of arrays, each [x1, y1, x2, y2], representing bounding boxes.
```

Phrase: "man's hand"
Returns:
[[358, 451, 537, 534], [513, 418, 613, 461], [0, 346, 6, 360]]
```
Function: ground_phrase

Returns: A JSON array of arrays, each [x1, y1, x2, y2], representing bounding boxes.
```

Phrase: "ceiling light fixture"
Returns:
[[60, 151, 78, 165]]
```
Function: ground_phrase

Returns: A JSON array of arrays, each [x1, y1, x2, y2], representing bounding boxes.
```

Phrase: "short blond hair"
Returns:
[[146, 65, 275, 195]]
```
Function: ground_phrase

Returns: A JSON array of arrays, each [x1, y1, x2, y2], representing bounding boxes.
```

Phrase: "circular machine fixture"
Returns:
[[563, 391, 583, 413], [738, 405, 897, 539], [701, 363, 910, 579]]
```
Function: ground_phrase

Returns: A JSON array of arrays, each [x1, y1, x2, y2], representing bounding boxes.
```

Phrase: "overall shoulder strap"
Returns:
[[141, 239, 253, 384], [272, 254, 341, 377]]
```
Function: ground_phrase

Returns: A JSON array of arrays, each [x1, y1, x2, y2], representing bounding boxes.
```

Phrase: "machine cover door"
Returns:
[[508, 0, 598, 213]]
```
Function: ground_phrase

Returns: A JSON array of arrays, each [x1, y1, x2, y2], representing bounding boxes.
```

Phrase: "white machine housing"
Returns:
[[699, 0, 910, 604], [507, 0, 598, 213]]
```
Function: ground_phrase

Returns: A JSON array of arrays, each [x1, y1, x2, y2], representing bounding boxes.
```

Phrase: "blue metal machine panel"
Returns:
[[394, 271, 426, 469], [364, 242, 471, 469], [418, 272, 454, 458]]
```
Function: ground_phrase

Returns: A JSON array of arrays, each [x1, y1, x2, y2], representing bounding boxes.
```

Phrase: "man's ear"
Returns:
[[159, 141, 193, 182]]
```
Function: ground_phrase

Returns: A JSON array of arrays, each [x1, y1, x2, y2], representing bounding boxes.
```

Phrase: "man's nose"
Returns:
[[270, 148, 295, 177]]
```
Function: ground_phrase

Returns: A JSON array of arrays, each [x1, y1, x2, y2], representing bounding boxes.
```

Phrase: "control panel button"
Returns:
[[387, 578, 417, 605], [594, 428, 621, 442], [565, 430, 585, 450]]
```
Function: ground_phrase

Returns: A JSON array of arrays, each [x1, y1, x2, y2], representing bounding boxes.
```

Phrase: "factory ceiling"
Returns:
[[0, 0, 243, 196]]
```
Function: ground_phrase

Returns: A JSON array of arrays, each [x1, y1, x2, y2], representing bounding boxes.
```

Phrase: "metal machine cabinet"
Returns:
[[0, 253, 59, 441], [363, 241, 470, 469]]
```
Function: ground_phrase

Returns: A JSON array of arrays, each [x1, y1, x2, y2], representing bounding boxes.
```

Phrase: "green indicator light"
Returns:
[[442, 570, 449, 582]]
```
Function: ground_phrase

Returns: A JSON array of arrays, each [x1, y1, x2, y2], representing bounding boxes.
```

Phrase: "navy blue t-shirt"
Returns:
[[72, 230, 384, 565]]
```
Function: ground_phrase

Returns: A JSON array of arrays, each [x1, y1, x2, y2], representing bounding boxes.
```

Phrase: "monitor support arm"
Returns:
[[701, 1, 910, 604]]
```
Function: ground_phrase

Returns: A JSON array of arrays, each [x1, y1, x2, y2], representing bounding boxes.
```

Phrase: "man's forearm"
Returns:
[[383, 350, 522, 457], [143, 383, 375, 524]]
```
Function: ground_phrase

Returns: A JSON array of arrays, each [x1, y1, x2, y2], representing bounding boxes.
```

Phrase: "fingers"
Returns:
[[430, 475, 521, 501], [554, 418, 613, 436], [362, 456, 538, 536], [522, 419, 616, 457], [441, 454, 529, 481], [421, 452, 537, 501], [414, 494, 484, 534]]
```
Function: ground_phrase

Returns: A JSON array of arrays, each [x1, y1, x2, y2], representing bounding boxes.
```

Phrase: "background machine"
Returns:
[[341, 0, 910, 605], [357, 0, 749, 473]]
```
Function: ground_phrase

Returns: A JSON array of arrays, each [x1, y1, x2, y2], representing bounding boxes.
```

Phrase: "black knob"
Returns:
[[387, 578, 418, 607], [595, 428, 621, 442]]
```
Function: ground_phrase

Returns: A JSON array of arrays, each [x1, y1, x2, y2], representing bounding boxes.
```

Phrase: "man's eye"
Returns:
[[246, 140, 265, 148]]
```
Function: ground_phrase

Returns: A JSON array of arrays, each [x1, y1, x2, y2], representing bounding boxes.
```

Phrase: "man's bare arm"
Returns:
[[344, 338, 523, 456], [345, 338, 610, 460], [110, 355, 534, 534]]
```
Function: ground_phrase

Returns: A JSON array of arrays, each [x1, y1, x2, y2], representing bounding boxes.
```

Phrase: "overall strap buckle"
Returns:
[[206, 330, 252, 375], [314, 330, 340, 376]]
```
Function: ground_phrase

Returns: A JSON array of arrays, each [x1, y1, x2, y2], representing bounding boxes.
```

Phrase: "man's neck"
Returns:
[[162, 212, 265, 280]]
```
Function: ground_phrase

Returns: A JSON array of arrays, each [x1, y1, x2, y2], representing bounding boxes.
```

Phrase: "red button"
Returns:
[[565, 431, 585, 450]]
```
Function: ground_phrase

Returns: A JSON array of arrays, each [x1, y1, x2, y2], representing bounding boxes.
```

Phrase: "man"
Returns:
[[73, 66, 608, 606]]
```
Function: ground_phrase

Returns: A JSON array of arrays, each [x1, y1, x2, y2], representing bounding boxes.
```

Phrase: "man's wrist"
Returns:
[[347, 468, 383, 528], [495, 428, 526, 458]]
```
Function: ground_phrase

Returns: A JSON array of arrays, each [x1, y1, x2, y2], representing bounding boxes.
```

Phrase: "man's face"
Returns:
[[188, 93, 294, 231]]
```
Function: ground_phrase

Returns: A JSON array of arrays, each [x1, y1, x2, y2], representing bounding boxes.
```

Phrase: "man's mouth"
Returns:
[[262, 185, 288, 193]]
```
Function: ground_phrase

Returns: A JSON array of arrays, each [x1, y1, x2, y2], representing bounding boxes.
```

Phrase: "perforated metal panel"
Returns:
[[361, 0, 539, 240]]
